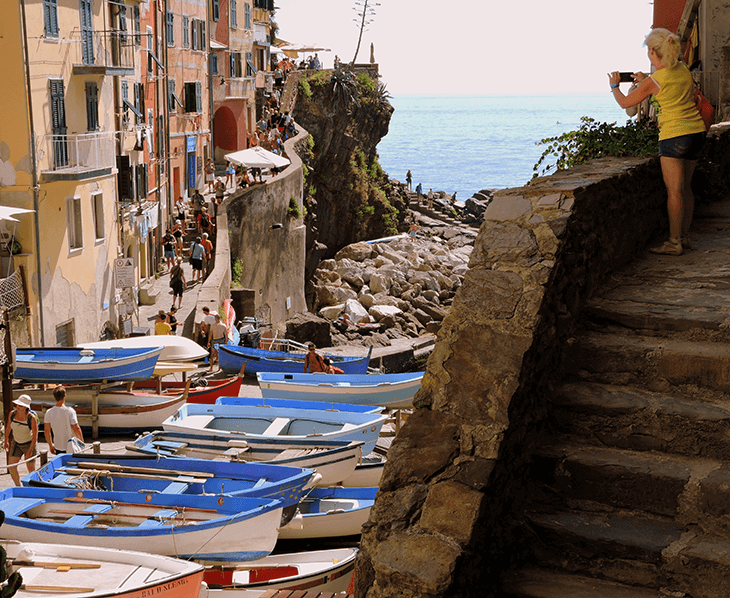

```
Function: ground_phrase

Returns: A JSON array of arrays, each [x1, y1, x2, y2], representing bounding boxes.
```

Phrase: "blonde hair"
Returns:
[[644, 28, 681, 68]]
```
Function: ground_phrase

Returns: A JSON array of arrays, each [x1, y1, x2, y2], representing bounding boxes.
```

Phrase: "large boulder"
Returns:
[[334, 242, 373, 262], [370, 304, 403, 322], [285, 312, 332, 347], [316, 284, 358, 306], [345, 298, 370, 323]]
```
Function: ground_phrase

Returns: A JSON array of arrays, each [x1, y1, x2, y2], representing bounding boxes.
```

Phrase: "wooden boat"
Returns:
[[278, 487, 377, 539], [218, 344, 372, 376], [80, 335, 209, 362], [14, 347, 164, 384], [15, 386, 188, 434], [23, 454, 313, 506], [341, 451, 386, 487], [163, 397, 388, 456], [5, 541, 204, 598], [132, 375, 244, 404], [202, 548, 356, 594], [257, 372, 424, 408], [128, 430, 364, 488], [0, 486, 283, 563]]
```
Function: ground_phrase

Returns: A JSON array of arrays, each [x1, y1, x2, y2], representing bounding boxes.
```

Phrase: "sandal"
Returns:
[[649, 238, 683, 256], [682, 234, 693, 250]]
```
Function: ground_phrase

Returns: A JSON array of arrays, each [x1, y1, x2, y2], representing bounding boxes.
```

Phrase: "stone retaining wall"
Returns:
[[355, 126, 730, 598]]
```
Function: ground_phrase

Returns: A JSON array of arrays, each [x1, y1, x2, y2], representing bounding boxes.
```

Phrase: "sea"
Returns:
[[376, 94, 638, 200]]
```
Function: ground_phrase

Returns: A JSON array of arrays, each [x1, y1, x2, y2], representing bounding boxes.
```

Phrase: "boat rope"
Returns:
[[2, 453, 42, 474]]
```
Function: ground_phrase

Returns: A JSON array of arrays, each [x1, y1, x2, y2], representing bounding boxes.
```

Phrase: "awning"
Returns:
[[225, 147, 290, 169], [210, 39, 227, 50], [0, 207, 34, 223]]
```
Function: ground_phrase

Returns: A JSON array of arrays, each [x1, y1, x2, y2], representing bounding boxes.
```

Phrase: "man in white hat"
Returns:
[[44, 385, 84, 456], [4, 394, 38, 485]]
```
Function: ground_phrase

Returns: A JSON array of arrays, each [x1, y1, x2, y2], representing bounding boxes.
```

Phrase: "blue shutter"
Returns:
[[44, 0, 59, 37]]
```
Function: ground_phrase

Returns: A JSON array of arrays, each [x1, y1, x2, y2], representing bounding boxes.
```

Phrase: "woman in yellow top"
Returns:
[[609, 28, 707, 256]]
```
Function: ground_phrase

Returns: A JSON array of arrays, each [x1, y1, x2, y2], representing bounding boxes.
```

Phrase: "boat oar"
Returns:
[[61, 496, 220, 513], [48, 509, 210, 522], [12, 561, 101, 570], [67, 461, 215, 478], [21, 585, 95, 593], [59, 467, 208, 484]]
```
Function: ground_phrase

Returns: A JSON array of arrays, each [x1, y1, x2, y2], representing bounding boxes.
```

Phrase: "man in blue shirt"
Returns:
[[191, 236, 205, 284]]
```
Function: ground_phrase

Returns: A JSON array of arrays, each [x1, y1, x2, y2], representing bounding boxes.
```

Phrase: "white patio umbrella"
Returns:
[[225, 147, 291, 169], [0, 207, 34, 223]]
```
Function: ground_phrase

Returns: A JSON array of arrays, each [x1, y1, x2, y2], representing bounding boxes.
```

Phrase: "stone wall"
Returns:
[[222, 127, 308, 331], [354, 150, 716, 597]]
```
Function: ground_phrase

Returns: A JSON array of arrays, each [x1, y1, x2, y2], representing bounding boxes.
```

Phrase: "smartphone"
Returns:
[[619, 72, 634, 83]]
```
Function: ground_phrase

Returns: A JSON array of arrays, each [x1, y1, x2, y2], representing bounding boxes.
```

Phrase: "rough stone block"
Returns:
[[484, 194, 533, 221], [456, 269, 523, 320], [536, 193, 562, 207], [420, 481, 485, 545]]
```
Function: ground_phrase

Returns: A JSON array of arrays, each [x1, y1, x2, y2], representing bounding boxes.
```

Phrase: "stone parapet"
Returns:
[[355, 154, 685, 597]]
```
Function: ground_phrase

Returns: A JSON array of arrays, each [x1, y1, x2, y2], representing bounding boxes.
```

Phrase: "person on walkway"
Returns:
[[190, 237, 205, 284], [44, 385, 83, 456], [170, 257, 185, 309], [205, 159, 215, 193], [163, 228, 176, 270], [171, 220, 184, 256], [200, 306, 216, 346], [198, 207, 213, 236], [168, 307, 179, 335], [224, 163, 235, 189], [174, 196, 186, 226], [427, 188, 434, 210], [303, 343, 326, 373], [201, 232, 214, 278], [214, 178, 226, 215], [208, 314, 227, 373], [410, 222, 419, 239], [406, 170, 412, 190], [609, 28, 706, 256], [4, 394, 38, 486], [155, 310, 171, 335], [415, 182, 423, 196], [192, 189, 205, 224]]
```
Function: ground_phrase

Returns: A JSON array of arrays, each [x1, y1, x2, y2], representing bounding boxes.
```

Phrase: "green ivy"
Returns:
[[306, 134, 315, 159], [299, 78, 312, 100], [231, 258, 244, 286], [532, 117, 659, 179], [288, 196, 306, 219]]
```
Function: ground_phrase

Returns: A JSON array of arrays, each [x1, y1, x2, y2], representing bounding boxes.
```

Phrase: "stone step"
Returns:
[[550, 381, 730, 460], [531, 444, 697, 518], [525, 512, 730, 597], [502, 568, 661, 598], [564, 331, 730, 393]]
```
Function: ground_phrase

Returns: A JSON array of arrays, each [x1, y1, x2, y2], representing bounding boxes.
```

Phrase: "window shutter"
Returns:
[[44, 0, 59, 37], [231, 0, 237, 28], [229, 53, 235, 78], [195, 82, 202, 113], [116, 155, 133, 200], [200, 20, 205, 50], [50, 79, 67, 132], [168, 79, 175, 111], [138, 83, 145, 122], [85, 82, 98, 131], [191, 19, 197, 50], [212, 0, 219, 21]]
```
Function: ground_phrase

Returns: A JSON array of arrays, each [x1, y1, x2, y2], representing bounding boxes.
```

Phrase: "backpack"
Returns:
[[200, 213, 210, 227]]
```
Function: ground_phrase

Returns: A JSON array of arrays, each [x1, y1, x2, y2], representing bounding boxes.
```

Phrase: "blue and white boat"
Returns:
[[279, 487, 378, 539], [128, 431, 365, 488], [0, 486, 282, 563], [23, 454, 313, 506], [163, 397, 388, 456], [257, 372, 424, 408], [14, 347, 164, 383], [218, 344, 372, 376]]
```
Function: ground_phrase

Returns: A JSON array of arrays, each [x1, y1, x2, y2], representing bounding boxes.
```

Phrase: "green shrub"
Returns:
[[299, 78, 312, 100], [532, 117, 659, 179], [231, 258, 244, 286], [288, 196, 306, 219]]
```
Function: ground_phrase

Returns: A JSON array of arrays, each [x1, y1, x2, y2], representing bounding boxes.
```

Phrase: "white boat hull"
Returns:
[[5, 541, 204, 598], [81, 336, 208, 362]]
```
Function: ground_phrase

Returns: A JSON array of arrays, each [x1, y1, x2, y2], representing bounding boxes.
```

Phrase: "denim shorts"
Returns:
[[659, 132, 705, 160]]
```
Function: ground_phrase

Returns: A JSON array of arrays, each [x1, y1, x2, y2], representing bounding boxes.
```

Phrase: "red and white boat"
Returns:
[[132, 375, 244, 404], [5, 541, 204, 598], [202, 548, 357, 595]]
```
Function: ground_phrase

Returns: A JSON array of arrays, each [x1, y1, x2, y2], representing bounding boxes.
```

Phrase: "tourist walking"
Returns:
[[192, 188, 205, 224], [44, 385, 84, 456], [427, 188, 434, 209], [174, 196, 186, 225], [224, 163, 235, 189], [198, 207, 213, 235], [170, 257, 185, 309], [609, 28, 707, 256], [190, 237, 205, 284], [171, 220, 184, 256], [406, 170, 412, 190], [415, 182, 422, 196], [200, 306, 217, 346], [163, 229, 176, 270], [4, 394, 38, 486], [205, 159, 215, 193], [201, 232, 214, 278], [214, 178, 226, 215]]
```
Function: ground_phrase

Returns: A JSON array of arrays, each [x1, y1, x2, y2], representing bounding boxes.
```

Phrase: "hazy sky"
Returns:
[[274, 0, 656, 96]]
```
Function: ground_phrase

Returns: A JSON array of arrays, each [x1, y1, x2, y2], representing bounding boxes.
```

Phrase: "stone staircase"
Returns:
[[502, 202, 730, 598], [407, 190, 463, 226]]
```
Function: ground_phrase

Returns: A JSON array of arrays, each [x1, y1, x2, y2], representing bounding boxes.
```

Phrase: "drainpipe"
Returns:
[[19, 0, 46, 346], [208, 1, 214, 159], [164, 0, 171, 218]]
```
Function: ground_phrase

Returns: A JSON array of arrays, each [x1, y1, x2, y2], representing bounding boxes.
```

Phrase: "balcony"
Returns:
[[70, 29, 136, 76], [39, 132, 116, 181], [227, 78, 256, 99]]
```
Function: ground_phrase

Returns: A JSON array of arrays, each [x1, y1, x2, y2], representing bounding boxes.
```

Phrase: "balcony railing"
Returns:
[[39, 132, 116, 179], [227, 78, 256, 98], [70, 29, 136, 75]]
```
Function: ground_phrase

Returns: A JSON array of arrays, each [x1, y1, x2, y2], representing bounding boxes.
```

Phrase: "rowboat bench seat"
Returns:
[[160, 480, 193, 494], [152, 440, 189, 451], [263, 418, 290, 436], [78, 356, 95, 364], [138, 508, 179, 527], [0, 497, 45, 516], [63, 503, 114, 527]]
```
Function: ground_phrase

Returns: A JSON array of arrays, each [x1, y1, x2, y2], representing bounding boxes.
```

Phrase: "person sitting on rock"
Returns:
[[335, 310, 351, 332], [323, 357, 344, 374]]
